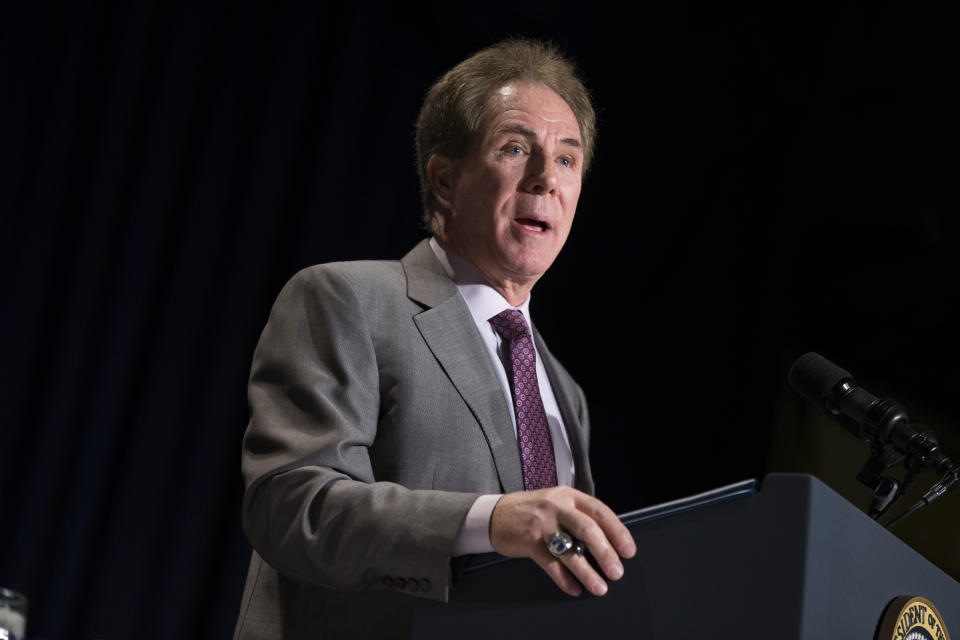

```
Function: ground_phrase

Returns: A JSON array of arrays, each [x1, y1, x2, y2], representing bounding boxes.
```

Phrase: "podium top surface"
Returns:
[[435, 474, 960, 640]]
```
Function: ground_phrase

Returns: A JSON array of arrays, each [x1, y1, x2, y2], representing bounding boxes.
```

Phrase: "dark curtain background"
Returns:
[[2, 2, 957, 638]]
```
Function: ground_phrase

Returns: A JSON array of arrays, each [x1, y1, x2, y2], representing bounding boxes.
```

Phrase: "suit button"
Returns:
[[420, 578, 431, 592], [394, 577, 406, 590], [381, 576, 394, 588], [406, 578, 419, 592]]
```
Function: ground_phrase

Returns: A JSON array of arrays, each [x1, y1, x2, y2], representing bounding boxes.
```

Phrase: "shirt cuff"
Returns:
[[451, 494, 503, 556]]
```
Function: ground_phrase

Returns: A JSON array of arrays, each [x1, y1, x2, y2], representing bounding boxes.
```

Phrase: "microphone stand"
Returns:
[[885, 471, 959, 529], [856, 443, 903, 520], [854, 423, 959, 528]]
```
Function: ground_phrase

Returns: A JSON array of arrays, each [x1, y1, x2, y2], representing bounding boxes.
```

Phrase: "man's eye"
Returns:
[[559, 157, 572, 167], [507, 145, 523, 155]]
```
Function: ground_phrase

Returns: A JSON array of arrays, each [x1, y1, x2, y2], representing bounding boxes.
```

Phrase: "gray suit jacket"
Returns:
[[233, 239, 593, 639]]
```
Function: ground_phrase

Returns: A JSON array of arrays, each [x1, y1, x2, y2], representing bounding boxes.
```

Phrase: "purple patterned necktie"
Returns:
[[489, 309, 558, 490]]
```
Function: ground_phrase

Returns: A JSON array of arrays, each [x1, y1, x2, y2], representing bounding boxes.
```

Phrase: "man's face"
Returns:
[[437, 82, 583, 300]]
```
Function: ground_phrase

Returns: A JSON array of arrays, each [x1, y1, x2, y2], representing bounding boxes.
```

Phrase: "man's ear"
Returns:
[[426, 155, 458, 211]]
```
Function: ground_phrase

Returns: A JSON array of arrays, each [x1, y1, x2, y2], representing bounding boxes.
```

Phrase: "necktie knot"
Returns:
[[490, 309, 531, 342]]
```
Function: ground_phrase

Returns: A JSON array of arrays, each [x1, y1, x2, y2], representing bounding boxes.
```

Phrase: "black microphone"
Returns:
[[788, 352, 956, 480]]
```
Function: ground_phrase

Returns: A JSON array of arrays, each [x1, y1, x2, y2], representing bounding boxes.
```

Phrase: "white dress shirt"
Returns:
[[428, 238, 575, 556]]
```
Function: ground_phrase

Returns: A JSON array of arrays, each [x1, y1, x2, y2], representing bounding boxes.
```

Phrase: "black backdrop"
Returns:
[[2, 2, 957, 638]]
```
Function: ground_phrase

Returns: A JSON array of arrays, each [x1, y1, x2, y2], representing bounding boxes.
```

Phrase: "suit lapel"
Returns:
[[402, 240, 524, 494], [535, 328, 595, 495]]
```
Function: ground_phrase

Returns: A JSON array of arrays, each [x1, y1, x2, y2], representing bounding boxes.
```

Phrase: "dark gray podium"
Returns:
[[411, 474, 959, 639]]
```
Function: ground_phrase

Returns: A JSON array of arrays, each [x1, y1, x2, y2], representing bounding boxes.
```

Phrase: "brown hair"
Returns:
[[414, 38, 596, 229]]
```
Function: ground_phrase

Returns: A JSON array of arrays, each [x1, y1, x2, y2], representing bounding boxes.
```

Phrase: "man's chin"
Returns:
[[499, 256, 558, 285]]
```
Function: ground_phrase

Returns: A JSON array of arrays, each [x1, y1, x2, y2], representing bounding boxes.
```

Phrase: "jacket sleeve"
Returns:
[[240, 265, 480, 602]]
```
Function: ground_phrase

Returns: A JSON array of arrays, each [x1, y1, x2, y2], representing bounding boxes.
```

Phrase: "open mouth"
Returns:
[[515, 217, 549, 232]]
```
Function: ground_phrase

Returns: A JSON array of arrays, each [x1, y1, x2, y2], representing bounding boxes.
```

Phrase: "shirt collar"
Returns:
[[428, 237, 533, 326]]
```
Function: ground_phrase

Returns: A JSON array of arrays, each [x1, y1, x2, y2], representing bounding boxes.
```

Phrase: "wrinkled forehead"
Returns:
[[479, 81, 583, 141]]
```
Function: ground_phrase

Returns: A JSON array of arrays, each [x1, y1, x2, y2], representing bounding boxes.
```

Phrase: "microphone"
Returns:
[[788, 352, 908, 445], [788, 352, 958, 490]]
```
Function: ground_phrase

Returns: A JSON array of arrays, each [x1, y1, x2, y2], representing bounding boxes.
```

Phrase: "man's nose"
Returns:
[[522, 152, 558, 194]]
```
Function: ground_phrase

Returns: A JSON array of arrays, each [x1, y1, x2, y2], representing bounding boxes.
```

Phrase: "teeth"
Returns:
[[522, 224, 542, 232]]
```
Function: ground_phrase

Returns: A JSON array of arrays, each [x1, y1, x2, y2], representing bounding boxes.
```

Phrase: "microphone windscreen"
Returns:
[[788, 352, 853, 409]]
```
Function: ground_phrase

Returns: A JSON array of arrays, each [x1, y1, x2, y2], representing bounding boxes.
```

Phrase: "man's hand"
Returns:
[[489, 487, 636, 597]]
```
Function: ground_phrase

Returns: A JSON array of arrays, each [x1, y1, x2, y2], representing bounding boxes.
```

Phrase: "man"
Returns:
[[233, 39, 635, 639]]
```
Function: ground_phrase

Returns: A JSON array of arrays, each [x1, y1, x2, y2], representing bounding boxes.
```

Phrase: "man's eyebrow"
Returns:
[[496, 124, 583, 149]]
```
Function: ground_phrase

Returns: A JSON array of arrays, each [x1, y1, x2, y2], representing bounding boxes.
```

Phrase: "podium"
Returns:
[[411, 474, 960, 639]]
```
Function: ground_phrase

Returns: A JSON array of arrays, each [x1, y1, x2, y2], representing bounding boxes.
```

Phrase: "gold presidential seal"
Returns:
[[877, 596, 951, 640]]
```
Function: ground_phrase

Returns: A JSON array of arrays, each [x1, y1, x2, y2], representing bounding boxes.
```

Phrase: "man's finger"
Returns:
[[573, 492, 637, 557], [557, 511, 624, 581], [552, 546, 609, 597], [531, 549, 583, 597], [489, 487, 634, 598]]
